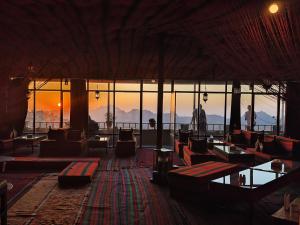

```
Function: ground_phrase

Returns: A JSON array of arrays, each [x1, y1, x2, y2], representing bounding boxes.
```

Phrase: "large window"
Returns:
[[25, 79, 71, 134], [24, 79, 283, 146]]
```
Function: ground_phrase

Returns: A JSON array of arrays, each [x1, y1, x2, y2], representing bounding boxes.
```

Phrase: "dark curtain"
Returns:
[[285, 82, 300, 139], [229, 81, 241, 133], [0, 78, 29, 138]]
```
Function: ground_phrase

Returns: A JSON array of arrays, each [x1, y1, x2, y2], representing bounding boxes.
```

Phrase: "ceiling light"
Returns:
[[203, 92, 208, 103], [269, 3, 279, 14]]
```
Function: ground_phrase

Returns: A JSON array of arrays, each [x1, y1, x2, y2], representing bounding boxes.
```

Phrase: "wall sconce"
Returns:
[[203, 92, 208, 102], [262, 79, 272, 92], [95, 84, 100, 100], [95, 90, 100, 101], [203, 82, 208, 102], [64, 79, 69, 85]]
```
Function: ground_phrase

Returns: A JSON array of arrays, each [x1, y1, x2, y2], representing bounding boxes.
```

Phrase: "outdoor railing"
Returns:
[[24, 121, 280, 134]]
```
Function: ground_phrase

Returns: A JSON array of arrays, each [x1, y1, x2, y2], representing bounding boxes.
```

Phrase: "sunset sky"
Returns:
[[28, 81, 278, 121]]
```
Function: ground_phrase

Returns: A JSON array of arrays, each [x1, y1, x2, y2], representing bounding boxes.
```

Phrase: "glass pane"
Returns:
[[88, 82, 109, 91], [115, 92, 140, 129], [115, 81, 140, 91], [142, 92, 157, 147], [63, 92, 70, 128], [254, 95, 277, 134], [201, 93, 225, 136], [62, 79, 71, 90], [226, 94, 232, 134], [143, 83, 158, 91], [241, 94, 252, 130], [200, 83, 225, 92], [174, 83, 196, 92], [24, 92, 34, 133], [89, 91, 108, 130], [36, 80, 61, 90], [35, 91, 61, 132], [176, 93, 194, 131]]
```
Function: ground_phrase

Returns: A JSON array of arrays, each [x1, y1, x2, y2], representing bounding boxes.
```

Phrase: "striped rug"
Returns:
[[77, 168, 192, 225]]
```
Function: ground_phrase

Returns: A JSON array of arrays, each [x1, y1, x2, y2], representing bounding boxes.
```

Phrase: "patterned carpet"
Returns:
[[0, 172, 43, 207]]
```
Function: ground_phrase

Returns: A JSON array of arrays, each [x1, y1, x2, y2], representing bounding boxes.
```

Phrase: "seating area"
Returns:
[[115, 128, 137, 157], [2, 1, 300, 225], [40, 129, 87, 157]]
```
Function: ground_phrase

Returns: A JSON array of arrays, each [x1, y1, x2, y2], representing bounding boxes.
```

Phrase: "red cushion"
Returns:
[[168, 161, 239, 186], [183, 146, 216, 165], [58, 161, 98, 185]]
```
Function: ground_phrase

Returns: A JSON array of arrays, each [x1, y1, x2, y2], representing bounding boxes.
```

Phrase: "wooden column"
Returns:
[[70, 79, 88, 132], [229, 81, 241, 133], [59, 79, 63, 128], [224, 81, 228, 136], [250, 83, 255, 131], [276, 85, 281, 136], [156, 34, 165, 149], [139, 80, 143, 148], [285, 82, 300, 139]]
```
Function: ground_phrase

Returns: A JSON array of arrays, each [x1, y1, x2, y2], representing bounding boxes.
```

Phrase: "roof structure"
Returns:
[[0, 0, 300, 81]]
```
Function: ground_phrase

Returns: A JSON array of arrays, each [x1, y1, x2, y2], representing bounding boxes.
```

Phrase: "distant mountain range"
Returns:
[[26, 106, 276, 125], [89, 106, 276, 125]]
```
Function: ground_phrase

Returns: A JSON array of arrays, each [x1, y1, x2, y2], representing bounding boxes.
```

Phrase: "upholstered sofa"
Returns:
[[115, 128, 136, 157], [175, 130, 193, 158], [40, 129, 87, 157], [182, 138, 216, 166], [0, 131, 13, 151], [245, 135, 300, 162], [227, 130, 259, 148]]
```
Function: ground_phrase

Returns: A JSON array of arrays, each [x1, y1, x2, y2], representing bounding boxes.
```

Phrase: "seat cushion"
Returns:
[[168, 161, 239, 192], [183, 146, 217, 166], [67, 130, 82, 141], [119, 129, 134, 141], [48, 129, 67, 141], [58, 161, 98, 185], [179, 130, 192, 143], [188, 138, 207, 153]]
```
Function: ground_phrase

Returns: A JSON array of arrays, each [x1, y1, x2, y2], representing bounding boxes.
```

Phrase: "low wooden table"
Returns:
[[14, 135, 46, 153], [272, 197, 300, 224], [88, 137, 109, 154]]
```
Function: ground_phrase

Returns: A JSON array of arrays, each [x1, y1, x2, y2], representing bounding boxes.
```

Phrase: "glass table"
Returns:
[[212, 145, 254, 164], [14, 135, 46, 153], [210, 160, 300, 202], [87, 137, 109, 154]]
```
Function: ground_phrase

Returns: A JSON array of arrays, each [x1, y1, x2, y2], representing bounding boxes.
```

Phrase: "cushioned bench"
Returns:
[[58, 161, 98, 186], [168, 161, 240, 198]]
